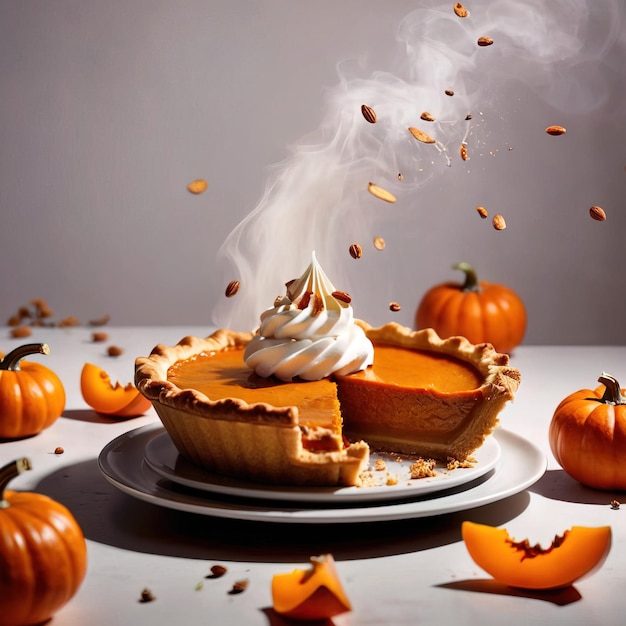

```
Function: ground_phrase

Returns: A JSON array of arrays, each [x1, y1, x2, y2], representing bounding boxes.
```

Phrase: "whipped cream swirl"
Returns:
[[244, 252, 374, 381]]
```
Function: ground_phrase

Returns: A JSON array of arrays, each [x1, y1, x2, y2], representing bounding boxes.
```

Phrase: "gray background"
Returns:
[[2, 0, 625, 344]]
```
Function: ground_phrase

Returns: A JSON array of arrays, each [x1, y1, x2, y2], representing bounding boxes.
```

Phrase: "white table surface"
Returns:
[[2, 326, 625, 625]]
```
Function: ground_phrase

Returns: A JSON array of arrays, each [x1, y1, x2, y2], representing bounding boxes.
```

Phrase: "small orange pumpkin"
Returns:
[[415, 262, 527, 354], [549, 372, 626, 490], [0, 343, 66, 439], [0, 458, 88, 626], [462, 521, 611, 590], [80, 363, 152, 417], [272, 554, 352, 620]]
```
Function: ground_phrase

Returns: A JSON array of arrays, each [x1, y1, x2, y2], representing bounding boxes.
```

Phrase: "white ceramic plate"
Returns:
[[98, 425, 546, 524], [143, 429, 500, 504]]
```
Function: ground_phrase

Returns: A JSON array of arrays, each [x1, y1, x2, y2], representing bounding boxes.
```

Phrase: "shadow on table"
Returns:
[[35, 458, 531, 563], [529, 469, 620, 506], [436, 579, 581, 606]]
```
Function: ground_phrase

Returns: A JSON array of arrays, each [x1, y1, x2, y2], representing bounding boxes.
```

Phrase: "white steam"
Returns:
[[211, 0, 624, 332]]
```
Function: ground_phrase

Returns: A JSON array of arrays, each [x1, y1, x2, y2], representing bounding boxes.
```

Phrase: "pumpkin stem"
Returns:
[[0, 343, 50, 371], [453, 262, 480, 292], [598, 373, 626, 405], [0, 458, 32, 508]]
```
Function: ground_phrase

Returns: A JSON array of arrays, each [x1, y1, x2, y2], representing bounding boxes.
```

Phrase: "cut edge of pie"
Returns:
[[135, 322, 520, 487]]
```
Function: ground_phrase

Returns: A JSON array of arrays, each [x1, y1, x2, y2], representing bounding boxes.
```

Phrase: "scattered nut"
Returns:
[[465, 113, 473, 120], [107, 345, 124, 357], [610, 499, 620, 510], [546, 125, 566, 136], [58, 316, 79, 327], [492, 214, 507, 230], [420, 111, 435, 122], [187, 179, 208, 194], [368, 182, 397, 203], [589, 205, 606, 221], [389, 302, 402, 312], [408, 126, 436, 144], [229, 579, 249, 595], [54, 447, 64, 455], [397, 172, 403, 181], [373, 236, 386, 250], [332, 291, 352, 304], [445, 89, 455, 96], [10, 326, 32, 339], [89, 314, 110, 326], [361, 104, 377, 124], [92, 331, 109, 343], [476, 206, 488, 219], [139, 588, 156, 603], [225, 280, 240, 298], [477, 36, 494, 47], [460, 143, 469, 161], [207, 564, 228, 578], [453, 2, 469, 17], [349, 244, 363, 260]]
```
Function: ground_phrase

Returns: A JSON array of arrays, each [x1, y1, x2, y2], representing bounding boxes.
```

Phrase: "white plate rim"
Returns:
[[98, 425, 546, 524], [143, 429, 501, 504]]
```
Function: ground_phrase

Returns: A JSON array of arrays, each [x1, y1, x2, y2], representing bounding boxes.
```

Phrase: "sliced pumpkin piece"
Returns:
[[462, 521, 612, 590], [272, 554, 352, 620], [80, 363, 151, 417]]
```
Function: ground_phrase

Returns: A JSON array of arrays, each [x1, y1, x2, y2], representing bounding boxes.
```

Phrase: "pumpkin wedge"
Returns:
[[272, 554, 351, 620], [81, 363, 151, 417], [462, 521, 611, 589]]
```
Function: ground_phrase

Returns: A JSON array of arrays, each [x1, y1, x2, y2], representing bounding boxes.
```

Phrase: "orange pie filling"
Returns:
[[136, 323, 520, 486]]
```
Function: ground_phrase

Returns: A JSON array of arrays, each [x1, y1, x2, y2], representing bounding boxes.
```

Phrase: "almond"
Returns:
[[460, 143, 469, 161], [408, 127, 436, 144], [349, 243, 363, 259], [10, 326, 32, 339], [373, 236, 386, 250], [492, 214, 506, 230], [477, 36, 494, 47], [589, 205, 606, 221], [453, 3, 469, 17], [389, 302, 402, 312], [476, 206, 488, 219], [420, 111, 435, 122], [445, 89, 455, 96], [187, 179, 208, 194], [225, 280, 240, 298], [332, 290, 352, 304], [297, 291, 313, 310], [546, 125, 566, 136], [368, 182, 397, 203], [361, 104, 377, 123], [107, 345, 124, 357]]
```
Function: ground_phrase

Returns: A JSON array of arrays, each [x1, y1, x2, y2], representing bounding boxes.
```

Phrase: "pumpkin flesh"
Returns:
[[272, 554, 351, 620], [81, 363, 151, 417], [462, 521, 611, 590]]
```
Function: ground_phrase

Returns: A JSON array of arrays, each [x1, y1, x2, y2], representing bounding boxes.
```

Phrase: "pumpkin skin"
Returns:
[[0, 458, 88, 626], [415, 262, 526, 354], [80, 363, 151, 417], [549, 373, 626, 490], [272, 554, 351, 620], [0, 343, 66, 439], [462, 521, 611, 590]]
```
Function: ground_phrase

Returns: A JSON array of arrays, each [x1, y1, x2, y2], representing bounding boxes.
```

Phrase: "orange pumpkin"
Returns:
[[272, 554, 351, 620], [0, 343, 66, 439], [81, 363, 152, 417], [462, 521, 611, 590], [549, 373, 626, 490], [0, 458, 88, 626], [415, 262, 527, 354]]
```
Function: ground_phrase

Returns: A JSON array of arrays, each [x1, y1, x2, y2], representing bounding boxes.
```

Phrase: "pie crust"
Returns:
[[135, 322, 520, 487]]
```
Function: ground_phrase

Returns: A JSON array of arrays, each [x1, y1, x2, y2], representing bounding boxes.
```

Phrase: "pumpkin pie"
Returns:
[[135, 321, 520, 487]]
